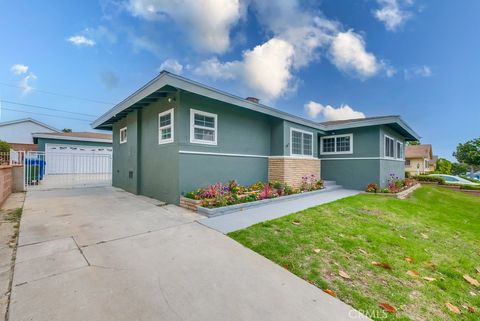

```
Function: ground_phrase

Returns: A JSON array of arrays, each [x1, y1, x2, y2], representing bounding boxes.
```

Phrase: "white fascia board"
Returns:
[[32, 133, 112, 143]]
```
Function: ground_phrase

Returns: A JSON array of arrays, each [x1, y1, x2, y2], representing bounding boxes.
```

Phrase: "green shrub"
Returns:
[[414, 175, 446, 185], [0, 140, 10, 153], [459, 184, 480, 190]]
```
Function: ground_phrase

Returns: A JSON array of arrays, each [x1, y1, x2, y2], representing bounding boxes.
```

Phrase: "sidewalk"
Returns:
[[199, 188, 361, 233]]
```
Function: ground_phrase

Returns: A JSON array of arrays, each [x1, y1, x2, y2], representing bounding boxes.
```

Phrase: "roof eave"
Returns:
[[323, 116, 420, 141], [92, 72, 328, 132]]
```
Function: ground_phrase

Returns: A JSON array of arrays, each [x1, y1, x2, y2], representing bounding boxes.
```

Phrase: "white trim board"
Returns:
[[33, 133, 112, 143], [321, 157, 405, 162], [179, 150, 268, 158]]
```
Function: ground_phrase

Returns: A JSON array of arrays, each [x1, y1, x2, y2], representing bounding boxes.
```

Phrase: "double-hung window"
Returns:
[[320, 134, 353, 154], [158, 109, 174, 144], [119, 127, 127, 144], [291, 129, 313, 157], [384, 135, 395, 158], [396, 141, 404, 159], [190, 109, 217, 145]]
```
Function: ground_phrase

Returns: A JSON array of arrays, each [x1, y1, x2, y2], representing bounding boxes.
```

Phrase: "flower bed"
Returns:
[[365, 175, 418, 199], [183, 175, 324, 209]]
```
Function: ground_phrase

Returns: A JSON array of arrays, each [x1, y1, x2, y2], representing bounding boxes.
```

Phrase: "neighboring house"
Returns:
[[92, 71, 420, 204], [0, 118, 60, 150], [405, 144, 436, 175]]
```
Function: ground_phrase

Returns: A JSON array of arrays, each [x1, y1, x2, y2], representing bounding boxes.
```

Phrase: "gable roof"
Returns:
[[32, 132, 112, 143], [405, 144, 433, 159], [92, 71, 420, 140], [0, 118, 60, 132]]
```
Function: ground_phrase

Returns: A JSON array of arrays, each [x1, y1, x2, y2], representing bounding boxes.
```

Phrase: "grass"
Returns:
[[229, 186, 480, 320]]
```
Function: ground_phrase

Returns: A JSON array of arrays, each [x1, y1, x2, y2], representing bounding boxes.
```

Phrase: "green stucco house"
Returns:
[[93, 71, 419, 205]]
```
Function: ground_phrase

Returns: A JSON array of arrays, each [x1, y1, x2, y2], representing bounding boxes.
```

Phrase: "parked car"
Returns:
[[429, 174, 480, 185]]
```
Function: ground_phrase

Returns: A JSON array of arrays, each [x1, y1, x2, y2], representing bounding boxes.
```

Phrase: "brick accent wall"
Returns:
[[0, 166, 13, 206], [268, 157, 321, 187]]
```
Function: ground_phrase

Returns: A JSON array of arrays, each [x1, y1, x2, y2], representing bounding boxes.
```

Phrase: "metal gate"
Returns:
[[24, 151, 112, 190]]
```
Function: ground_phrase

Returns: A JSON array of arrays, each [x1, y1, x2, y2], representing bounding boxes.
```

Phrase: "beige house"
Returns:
[[405, 144, 436, 175]]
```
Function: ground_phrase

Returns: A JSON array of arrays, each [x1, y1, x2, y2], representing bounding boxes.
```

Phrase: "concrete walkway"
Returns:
[[9, 187, 369, 321], [200, 188, 361, 233]]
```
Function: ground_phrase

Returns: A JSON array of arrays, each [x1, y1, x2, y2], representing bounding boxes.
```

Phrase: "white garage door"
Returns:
[[45, 143, 112, 175]]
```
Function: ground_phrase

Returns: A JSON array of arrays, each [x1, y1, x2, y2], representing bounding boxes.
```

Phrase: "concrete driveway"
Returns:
[[9, 187, 369, 321]]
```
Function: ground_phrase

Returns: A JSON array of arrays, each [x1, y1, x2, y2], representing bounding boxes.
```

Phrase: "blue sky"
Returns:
[[1, 0, 479, 160]]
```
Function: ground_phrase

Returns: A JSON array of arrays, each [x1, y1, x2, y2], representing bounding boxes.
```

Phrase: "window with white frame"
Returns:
[[385, 135, 395, 158], [158, 109, 174, 144], [320, 134, 353, 154], [396, 141, 404, 159], [190, 109, 217, 145], [119, 127, 127, 144], [291, 129, 313, 157]]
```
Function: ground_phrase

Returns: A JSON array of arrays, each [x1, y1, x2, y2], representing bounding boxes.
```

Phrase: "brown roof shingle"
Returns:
[[405, 144, 433, 159], [34, 132, 112, 140]]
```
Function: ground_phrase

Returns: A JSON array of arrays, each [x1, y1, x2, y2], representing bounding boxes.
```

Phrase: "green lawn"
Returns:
[[229, 186, 480, 320]]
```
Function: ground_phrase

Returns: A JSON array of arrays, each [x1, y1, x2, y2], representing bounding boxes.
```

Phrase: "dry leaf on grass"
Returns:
[[358, 248, 367, 255], [371, 261, 392, 270], [468, 306, 476, 313], [420, 233, 429, 239], [399, 235, 407, 240], [463, 274, 480, 287], [292, 221, 301, 226], [424, 261, 436, 269], [445, 302, 461, 314], [313, 248, 321, 254], [339, 270, 351, 280], [476, 266, 480, 274], [407, 270, 420, 277], [423, 276, 436, 282], [404, 256, 414, 263], [378, 303, 397, 313], [323, 289, 336, 297]]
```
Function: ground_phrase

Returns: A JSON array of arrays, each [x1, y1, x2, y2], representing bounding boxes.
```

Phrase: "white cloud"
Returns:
[[329, 30, 393, 79], [194, 57, 240, 80], [404, 65, 432, 79], [305, 101, 365, 121], [194, 38, 295, 101], [67, 35, 96, 46], [194, 1, 392, 100], [374, 0, 414, 31], [19, 73, 37, 95], [127, 0, 244, 54], [10, 64, 29, 75], [159, 59, 184, 74]]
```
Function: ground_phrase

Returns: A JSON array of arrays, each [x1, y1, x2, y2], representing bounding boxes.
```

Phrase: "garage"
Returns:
[[27, 132, 113, 189], [45, 143, 112, 174]]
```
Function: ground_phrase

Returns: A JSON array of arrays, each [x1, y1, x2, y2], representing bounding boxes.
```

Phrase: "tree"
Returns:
[[407, 141, 420, 145], [62, 128, 72, 133], [436, 158, 452, 174], [453, 138, 480, 176], [451, 163, 469, 175], [0, 140, 11, 153]]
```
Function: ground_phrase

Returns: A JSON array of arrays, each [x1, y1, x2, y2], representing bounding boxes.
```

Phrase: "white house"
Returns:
[[0, 118, 60, 150]]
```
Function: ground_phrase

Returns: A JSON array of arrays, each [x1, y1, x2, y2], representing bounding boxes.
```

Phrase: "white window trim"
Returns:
[[396, 140, 404, 160], [119, 127, 127, 144], [384, 134, 395, 159], [158, 108, 174, 145], [320, 133, 353, 155], [290, 128, 314, 158], [190, 108, 218, 145]]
